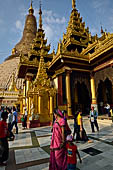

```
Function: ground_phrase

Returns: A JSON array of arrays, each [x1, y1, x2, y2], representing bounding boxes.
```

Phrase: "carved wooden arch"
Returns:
[[73, 78, 91, 98], [95, 67, 113, 93]]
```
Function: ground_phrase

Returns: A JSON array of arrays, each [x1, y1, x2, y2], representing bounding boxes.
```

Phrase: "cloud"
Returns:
[[93, 0, 108, 9], [15, 20, 23, 31], [43, 10, 66, 24], [43, 24, 54, 43], [34, 8, 39, 17], [34, 9, 67, 51], [34, 9, 66, 24], [11, 8, 67, 52]]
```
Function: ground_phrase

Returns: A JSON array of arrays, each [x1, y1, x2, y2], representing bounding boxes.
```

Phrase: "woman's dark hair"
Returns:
[[1, 111, 8, 119], [53, 109, 63, 118], [77, 108, 82, 113], [74, 111, 79, 119], [7, 108, 11, 113], [53, 109, 57, 114], [13, 106, 16, 111]]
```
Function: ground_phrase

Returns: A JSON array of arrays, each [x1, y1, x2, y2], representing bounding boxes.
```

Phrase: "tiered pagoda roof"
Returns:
[[49, 0, 113, 73], [28, 4, 52, 63], [61, 0, 97, 53], [18, 3, 53, 78]]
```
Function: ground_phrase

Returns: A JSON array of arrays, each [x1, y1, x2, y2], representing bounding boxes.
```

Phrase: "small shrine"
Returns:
[[27, 44, 56, 126]]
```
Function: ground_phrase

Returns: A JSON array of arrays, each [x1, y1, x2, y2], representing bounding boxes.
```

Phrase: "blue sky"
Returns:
[[0, 0, 113, 64]]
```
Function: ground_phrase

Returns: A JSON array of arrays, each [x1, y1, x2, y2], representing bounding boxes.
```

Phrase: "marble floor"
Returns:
[[1, 118, 113, 170]]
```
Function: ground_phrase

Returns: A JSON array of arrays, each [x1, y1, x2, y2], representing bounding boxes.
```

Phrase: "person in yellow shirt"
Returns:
[[76, 110, 88, 142], [110, 108, 113, 122]]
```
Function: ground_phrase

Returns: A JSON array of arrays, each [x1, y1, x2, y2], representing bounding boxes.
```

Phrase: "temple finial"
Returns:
[[39, 0, 42, 29], [101, 26, 104, 34], [72, 0, 76, 9], [29, 0, 34, 15]]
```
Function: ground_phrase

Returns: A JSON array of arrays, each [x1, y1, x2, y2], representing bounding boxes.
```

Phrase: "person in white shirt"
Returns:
[[89, 106, 99, 132], [104, 103, 110, 117], [11, 106, 18, 134], [7, 108, 15, 140]]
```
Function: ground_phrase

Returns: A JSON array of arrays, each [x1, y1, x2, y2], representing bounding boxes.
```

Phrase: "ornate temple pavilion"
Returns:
[[0, 0, 113, 125]]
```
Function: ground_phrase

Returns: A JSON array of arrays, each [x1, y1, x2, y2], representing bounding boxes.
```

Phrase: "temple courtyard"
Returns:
[[1, 117, 113, 170]]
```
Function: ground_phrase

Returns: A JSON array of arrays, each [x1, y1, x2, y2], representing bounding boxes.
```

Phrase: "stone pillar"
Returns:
[[66, 71, 72, 116], [90, 73, 97, 109]]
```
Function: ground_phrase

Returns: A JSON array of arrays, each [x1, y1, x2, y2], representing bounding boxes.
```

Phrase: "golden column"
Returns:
[[66, 70, 72, 116], [38, 95, 42, 114], [90, 73, 97, 107], [25, 73, 33, 118], [50, 96, 53, 120], [22, 81, 26, 114], [49, 89, 55, 121]]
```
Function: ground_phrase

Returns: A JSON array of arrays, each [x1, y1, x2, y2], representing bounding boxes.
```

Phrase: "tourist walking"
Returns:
[[23, 108, 27, 129], [49, 109, 67, 170], [104, 103, 110, 117], [89, 106, 99, 132], [0, 111, 9, 166], [75, 110, 88, 142], [110, 107, 113, 122], [66, 135, 82, 170], [11, 106, 18, 134], [62, 110, 71, 137], [73, 111, 79, 140], [7, 108, 15, 140]]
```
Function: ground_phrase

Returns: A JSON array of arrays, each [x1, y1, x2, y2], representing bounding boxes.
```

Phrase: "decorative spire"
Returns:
[[101, 26, 104, 34], [29, 0, 34, 15], [39, 1, 42, 29], [35, 41, 50, 87], [72, 0, 76, 9]]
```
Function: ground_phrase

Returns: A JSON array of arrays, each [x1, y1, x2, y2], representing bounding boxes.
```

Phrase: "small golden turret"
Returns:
[[101, 26, 104, 34], [39, 1, 42, 29], [12, 48, 16, 55], [29, 0, 34, 15], [9, 73, 17, 92], [72, 0, 76, 9]]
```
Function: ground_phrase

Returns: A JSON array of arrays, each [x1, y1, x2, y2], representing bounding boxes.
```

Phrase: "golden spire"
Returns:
[[29, 0, 34, 15], [39, 0, 42, 29], [101, 26, 104, 34], [35, 41, 49, 86], [72, 0, 76, 9]]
